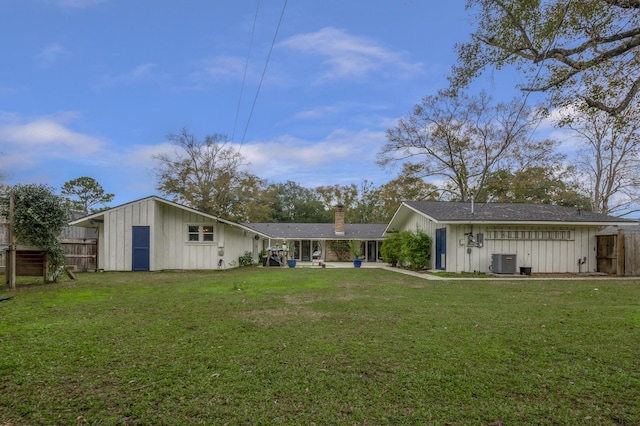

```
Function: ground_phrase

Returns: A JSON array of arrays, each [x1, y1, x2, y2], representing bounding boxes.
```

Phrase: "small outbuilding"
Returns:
[[69, 196, 264, 271], [385, 201, 638, 274]]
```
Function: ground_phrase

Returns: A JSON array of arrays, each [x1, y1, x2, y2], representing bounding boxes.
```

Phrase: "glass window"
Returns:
[[187, 225, 215, 242], [202, 226, 214, 241]]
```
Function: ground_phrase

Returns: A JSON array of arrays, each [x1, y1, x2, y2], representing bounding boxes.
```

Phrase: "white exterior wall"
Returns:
[[222, 226, 256, 267], [390, 207, 600, 274], [448, 224, 597, 274], [156, 202, 220, 270], [100, 198, 156, 271], [97, 199, 255, 271]]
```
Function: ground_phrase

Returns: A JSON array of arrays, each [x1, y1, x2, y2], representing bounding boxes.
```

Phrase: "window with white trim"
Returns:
[[187, 225, 214, 242]]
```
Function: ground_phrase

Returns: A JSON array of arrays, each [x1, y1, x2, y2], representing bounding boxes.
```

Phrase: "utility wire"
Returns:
[[239, 0, 288, 149], [231, 0, 260, 143]]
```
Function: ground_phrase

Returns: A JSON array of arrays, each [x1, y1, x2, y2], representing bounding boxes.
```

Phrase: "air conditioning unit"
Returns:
[[491, 253, 517, 274]]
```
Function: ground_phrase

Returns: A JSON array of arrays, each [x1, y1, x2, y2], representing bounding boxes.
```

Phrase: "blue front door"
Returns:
[[132, 226, 150, 271], [435, 228, 446, 270]]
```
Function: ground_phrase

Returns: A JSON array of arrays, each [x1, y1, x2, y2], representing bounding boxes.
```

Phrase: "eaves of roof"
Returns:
[[243, 222, 386, 240], [68, 195, 263, 235], [401, 201, 638, 226]]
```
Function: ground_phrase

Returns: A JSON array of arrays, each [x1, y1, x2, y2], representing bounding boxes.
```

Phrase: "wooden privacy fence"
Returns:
[[596, 230, 640, 276], [1, 240, 97, 273], [624, 232, 640, 276], [60, 238, 97, 272]]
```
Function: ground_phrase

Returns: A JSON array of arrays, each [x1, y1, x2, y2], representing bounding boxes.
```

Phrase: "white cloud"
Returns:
[[537, 104, 582, 156], [182, 55, 262, 91], [293, 104, 348, 121], [278, 27, 423, 82], [0, 113, 105, 173], [121, 142, 175, 170], [240, 128, 386, 182], [202, 55, 251, 79], [94, 63, 159, 90], [35, 43, 70, 67]]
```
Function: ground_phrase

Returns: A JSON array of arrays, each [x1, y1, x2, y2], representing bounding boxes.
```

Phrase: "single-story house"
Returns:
[[69, 197, 384, 271], [69, 196, 266, 271], [245, 206, 387, 263], [385, 201, 638, 274]]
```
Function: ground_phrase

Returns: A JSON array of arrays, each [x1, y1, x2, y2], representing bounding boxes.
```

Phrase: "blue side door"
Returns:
[[132, 226, 150, 271], [435, 227, 446, 270]]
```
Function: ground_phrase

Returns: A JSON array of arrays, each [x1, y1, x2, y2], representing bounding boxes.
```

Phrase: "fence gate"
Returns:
[[60, 238, 98, 272], [596, 234, 617, 274], [624, 233, 640, 276]]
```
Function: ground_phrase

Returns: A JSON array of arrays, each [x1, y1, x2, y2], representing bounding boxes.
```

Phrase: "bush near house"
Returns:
[[382, 229, 431, 270], [2, 184, 70, 282], [238, 251, 255, 267], [381, 231, 410, 266], [328, 240, 351, 261]]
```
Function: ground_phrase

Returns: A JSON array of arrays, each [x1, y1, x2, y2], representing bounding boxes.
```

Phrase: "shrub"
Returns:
[[381, 231, 411, 266], [328, 240, 351, 261], [402, 229, 431, 270], [238, 251, 255, 267], [382, 229, 431, 270], [2, 184, 69, 282]]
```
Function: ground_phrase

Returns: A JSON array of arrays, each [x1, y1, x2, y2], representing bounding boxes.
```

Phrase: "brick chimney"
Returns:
[[334, 204, 345, 236]]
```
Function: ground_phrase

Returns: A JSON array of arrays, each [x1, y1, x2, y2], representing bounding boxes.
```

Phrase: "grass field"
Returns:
[[0, 268, 639, 425]]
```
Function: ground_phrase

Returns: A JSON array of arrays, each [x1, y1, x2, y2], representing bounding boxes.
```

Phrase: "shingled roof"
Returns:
[[398, 201, 637, 225], [244, 222, 386, 240]]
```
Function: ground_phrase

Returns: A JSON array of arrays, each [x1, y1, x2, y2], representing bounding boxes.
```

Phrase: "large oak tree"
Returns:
[[453, 0, 640, 115], [266, 181, 332, 223], [153, 128, 263, 221], [378, 90, 563, 202]]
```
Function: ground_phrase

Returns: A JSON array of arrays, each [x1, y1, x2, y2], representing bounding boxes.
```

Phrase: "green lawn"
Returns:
[[1, 269, 639, 425]]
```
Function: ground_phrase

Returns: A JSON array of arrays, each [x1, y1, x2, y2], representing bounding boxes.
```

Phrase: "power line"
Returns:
[[239, 0, 288, 149], [231, 0, 260, 143]]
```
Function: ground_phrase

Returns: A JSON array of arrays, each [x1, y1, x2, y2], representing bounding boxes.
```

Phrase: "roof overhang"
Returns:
[[68, 196, 270, 237], [384, 202, 439, 234], [383, 201, 638, 233], [438, 220, 638, 227]]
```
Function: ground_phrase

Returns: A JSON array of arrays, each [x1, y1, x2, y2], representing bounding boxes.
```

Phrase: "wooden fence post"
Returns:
[[7, 191, 16, 289], [616, 229, 625, 277]]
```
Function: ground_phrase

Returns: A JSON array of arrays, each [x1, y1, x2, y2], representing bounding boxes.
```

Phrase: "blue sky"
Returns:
[[1, 0, 528, 205]]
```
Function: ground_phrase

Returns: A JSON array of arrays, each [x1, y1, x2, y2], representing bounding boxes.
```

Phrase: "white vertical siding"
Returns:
[[388, 204, 603, 274], [97, 223, 105, 270], [154, 203, 217, 270], [101, 198, 156, 271], [448, 225, 597, 273], [223, 226, 255, 267], [94, 198, 265, 271]]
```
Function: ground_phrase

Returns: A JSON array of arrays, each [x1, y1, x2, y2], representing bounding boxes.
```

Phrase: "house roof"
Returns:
[[244, 222, 387, 240], [386, 201, 638, 231], [68, 195, 384, 240], [68, 196, 263, 236]]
